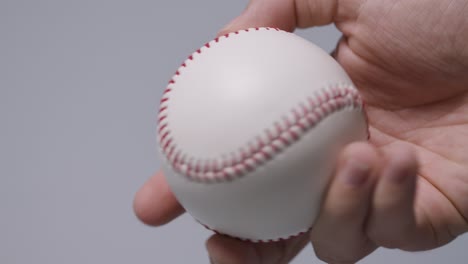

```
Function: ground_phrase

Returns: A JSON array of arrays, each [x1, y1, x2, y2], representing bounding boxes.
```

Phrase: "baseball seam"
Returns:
[[200, 220, 312, 243], [158, 27, 364, 183]]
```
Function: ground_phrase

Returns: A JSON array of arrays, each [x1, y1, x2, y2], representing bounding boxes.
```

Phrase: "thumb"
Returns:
[[219, 0, 340, 35]]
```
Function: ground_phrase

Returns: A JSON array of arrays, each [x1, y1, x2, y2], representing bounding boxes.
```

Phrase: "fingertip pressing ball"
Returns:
[[158, 27, 368, 242]]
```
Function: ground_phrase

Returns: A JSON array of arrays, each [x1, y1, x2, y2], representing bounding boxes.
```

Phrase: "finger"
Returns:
[[219, 0, 341, 35], [311, 142, 382, 264], [133, 171, 185, 226], [206, 233, 309, 264], [366, 144, 425, 250]]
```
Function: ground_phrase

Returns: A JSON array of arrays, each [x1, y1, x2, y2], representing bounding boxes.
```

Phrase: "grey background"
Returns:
[[1, 0, 467, 263]]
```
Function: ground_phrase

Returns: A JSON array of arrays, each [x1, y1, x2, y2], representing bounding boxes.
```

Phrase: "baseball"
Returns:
[[158, 27, 368, 242]]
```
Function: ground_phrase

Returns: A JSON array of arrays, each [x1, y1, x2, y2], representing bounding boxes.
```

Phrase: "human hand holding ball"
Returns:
[[135, 0, 468, 263]]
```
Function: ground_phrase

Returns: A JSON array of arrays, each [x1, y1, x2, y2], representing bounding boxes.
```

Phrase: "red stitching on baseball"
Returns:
[[168, 145, 175, 157], [158, 123, 168, 134], [163, 138, 172, 151], [296, 119, 307, 131], [162, 87, 362, 183], [160, 131, 170, 142], [158, 27, 366, 183], [158, 115, 167, 123], [199, 221, 312, 243], [289, 128, 299, 140], [173, 151, 181, 164], [260, 149, 271, 160]]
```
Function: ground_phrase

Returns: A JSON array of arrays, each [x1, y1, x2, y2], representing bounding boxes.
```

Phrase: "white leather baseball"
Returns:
[[158, 27, 368, 242]]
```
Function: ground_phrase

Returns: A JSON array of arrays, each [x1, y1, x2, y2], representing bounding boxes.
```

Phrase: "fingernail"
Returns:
[[341, 160, 370, 186]]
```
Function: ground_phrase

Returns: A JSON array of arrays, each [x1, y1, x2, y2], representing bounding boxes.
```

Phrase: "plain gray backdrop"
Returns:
[[1, 1, 467, 263]]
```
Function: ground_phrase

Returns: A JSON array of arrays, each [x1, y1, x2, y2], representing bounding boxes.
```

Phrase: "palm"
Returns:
[[367, 92, 468, 247], [335, 0, 468, 247]]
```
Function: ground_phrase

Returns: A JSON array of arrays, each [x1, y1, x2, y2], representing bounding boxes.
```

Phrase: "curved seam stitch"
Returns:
[[200, 219, 313, 243], [163, 88, 362, 183]]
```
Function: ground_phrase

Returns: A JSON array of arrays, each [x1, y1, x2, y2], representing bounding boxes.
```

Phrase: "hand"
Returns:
[[134, 0, 468, 263]]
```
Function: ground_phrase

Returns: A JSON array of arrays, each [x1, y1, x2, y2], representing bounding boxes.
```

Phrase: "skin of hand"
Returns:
[[134, 0, 468, 263]]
